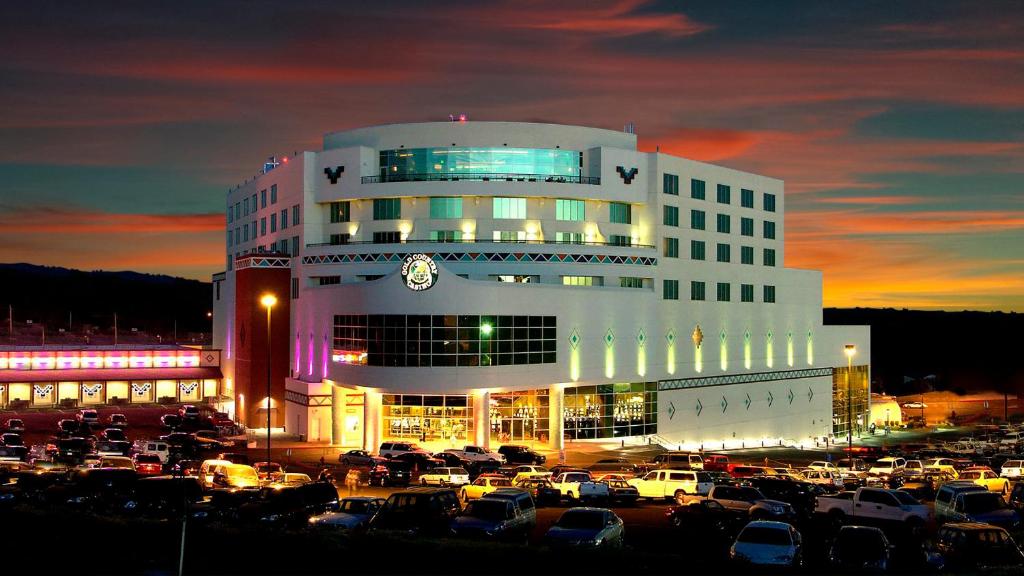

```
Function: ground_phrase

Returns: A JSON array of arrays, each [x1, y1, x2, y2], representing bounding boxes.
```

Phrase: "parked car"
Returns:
[[466, 460, 502, 480], [730, 520, 804, 568], [133, 441, 170, 464], [923, 458, 959, 478], [667, 499, 744, 537], [215, 452, 249, 465], [802, 468, 843, 489], [648, 451, 704, 470], [703, 454, 731, 472], [160, 414, 182, 429], [485, 488, 538, 529], [808, 461, 841, 473], [1, 433, 24, 447], [460, 474, 513, 500], [367, 487, 462, 537], [497, 444, 546, 465], [707, 484, 797, 522], [4, 419, 25, 433], [816, 487, 929, 531], [133, 453, 164, 476], [550, 471, 610, 504], [210, 412, 234, 428], [198, 459, 260, 489], [338, 449, 380, 467], [450, 497, 532, 542], [603, 477, 639, 505], [96, 440, 131, 457], [928, 523, 1024, 571], [179, 405, 201, 419], [958, 467, 1012, 495], [126, 476, 205, 520], [544, 507, 624, 549], [392, 451, 444, 473], [98, 428, 126, 442], [1001, 459, 1024, 480], [418, 467, 470, 487], [939, 490, 1020, 529], [513, 477, 561, 506], [57, 419, 79, 435], [378, 441, 430, 459], [587, 460, 639, 480], [308, 497, 385, 531], [628, 469, 713, 501], [77, 409, 100, 426], [730, 465, 778, 479], [254, 462, 285, 482], [705, 471, 738, 486], [98, 456, 135, 470], [745, 477, 819, 519], [368, 460, 412, 487], [443, 445, 505, 463], [106, 413, 128, 428], [510, 464, 550, 482], [935, 482, 989, 521], [829, 525, 891, 572], [432, 451, 468, 468]]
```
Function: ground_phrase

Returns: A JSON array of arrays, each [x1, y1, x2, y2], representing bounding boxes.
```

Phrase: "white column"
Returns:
[[549, 384, 564, 451], [473, 390, 490, 450], [363, 390, 381, 452], [331, 385, 345, 446]]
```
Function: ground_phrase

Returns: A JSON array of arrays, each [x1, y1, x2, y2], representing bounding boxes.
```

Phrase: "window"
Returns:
[[252, 194, 257, 213], [430, 197, 463, 219], [243, 224, 249, 242], [555, 199, 585, 221], [556, 232, 583, 244], [373, 198, 400, 220], [373, 231, 402, 244], [764, 285, 776, 303], [691, 179, 706, 200], [609, 202, 631, 224], [330, 233, 350, 245], [764, 193, 776, 212], [717, 213, 731, 233], [691, 281, 706, 301], [330, 201, 350, 223], [226, 230, 233, 248], [716, 282, 731, 302], [227, 207, 233, 224], [741, 217, 754, 237], [663, 205, 679, 227], [492, 275, 538, 283], [260, 217, 267, 236], [741, 284, 754, 302], [562, 276, 603, 286], [270, 184, 278, 205], [691, 209, 706, 230], [763, 221, 776, 239], [291, 236, 300, 257], [280, 208, 289, 229], [234, 228, 240, 245], [608, 235, 631, 246], [270, 213, 277, 233], [292, 277, 299, 299], [620, 277, 647, 288], [292, 205, 300, 226], [494, 230, 526, 242], [663, 279, 679, 300], [663, 173, 679, 195], [741, 246, 754, 265], [716, 243, 731, 263], [741, 188, 753, 208], [234, 203, 240, 220], [493, 197, 526, 219], [430, 230, 462, 242], [690, 240, 705, 260], [764, 248, 776, 267], [316, 276, 341, 286], [717, 184, 731, 204], [664, 237, 679, 258], [261, 189, 267, 209], [243, 197, 249, 216]]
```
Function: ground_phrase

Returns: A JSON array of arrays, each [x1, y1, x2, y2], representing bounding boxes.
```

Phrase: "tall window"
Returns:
[[373, 231, 402, 244], [227, 230, 233, 248], [716, 243, 731, 263], [663, 205, 679, 227], [741, 284, 754, 302], [691, 240, 706, 260], [716, 282, 731, 302], [717, 213, 731, 234], [691, 209, 706, 230], [763, 220, 776, 240], [741, 217, 754, 237], [741, 188, 753, 208], [764, 193, 777, 212], [292, 204, 300, 226], [663, 173, 679, 195], [330, 233, 350, 245], [243, 197, 249, 216], [243, 224, 249, 242], [494, 230, 526, 242], [270, 184, 278, 205], [430, 197, 463, 219], [555, 232, 583, 244], [261, 189, 267, 209], [717, 184, 731, 204], [763, 248, 776, 267], [664, 237, 679, 258], [663, 279, 679, 300], [431, 230, 462, 242], [620, 277, 647, 288], [290, 236, 300, 257], [493, 197, 526, 219], [741, 246, 754, 265], [690, 281, 706, 301], [691, 179, 706, 200], [330, 201, 350, 223], [609, 202, 631, 224], [280, 208, 289, 229], [764, 285, 776, 303], [252, 194, 257, 212], [227, 207, 233, 224], [373, 198, 401, 220], [270, 213, 277, 233], [555, 199, 585, 221]]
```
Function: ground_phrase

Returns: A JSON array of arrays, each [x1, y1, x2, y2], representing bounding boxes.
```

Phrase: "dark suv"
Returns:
[[497, 445, 545, 465], [368, 487, 462, 536]]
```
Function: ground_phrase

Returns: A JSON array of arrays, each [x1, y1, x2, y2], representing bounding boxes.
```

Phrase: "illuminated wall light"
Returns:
[[743, 331, 752, 370], [695, 345, 703, 373], [31, 353, 56, 370], [766, 331, 774, 369], [604, 346, 615, 379], [129, 352, 153, 368], [399, 222, 412, 241], [321, 334, 328, 379], [295, 332, 302, 373], [637, 347, 646, 377], [348, 223, 359, 236], [154, 353, 174, 368], [178, 352, 199, 367], [0, 353, 7, 370], [569, 348, 580, 381], [806, 329, 814, 365], [307, 332, 314, 376], [226, 317, 232, 359], [719, 330, 728, 372], [666, 345, 676, 376], [786, 332, 794, 367]]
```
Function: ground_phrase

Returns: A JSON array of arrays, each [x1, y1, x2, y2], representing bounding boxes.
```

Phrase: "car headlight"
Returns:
[[591, 538, 603, 546], [261, 514, 280, 522]]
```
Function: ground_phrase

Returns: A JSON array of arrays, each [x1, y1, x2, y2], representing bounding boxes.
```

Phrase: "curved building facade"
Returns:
[[212, 121, 870, 452]]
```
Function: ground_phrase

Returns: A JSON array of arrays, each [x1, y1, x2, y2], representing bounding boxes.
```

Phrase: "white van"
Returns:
[[132, 440, 170, 464]]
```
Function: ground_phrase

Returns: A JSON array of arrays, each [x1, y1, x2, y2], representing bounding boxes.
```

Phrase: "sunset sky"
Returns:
[[1, 1, 1021, 311]]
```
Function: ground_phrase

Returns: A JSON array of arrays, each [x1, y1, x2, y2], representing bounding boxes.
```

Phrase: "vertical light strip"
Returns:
[[766, 330, 774, 369], [570, 348, 580, 381], [806, 329, 814, 366], [321, 334, 329, 379], [666, 334, 676, 376], [786, 331, 794, 367], [719, 330, 728, 371], [307, 332, 314, 376], [295, 331, 301, 373], [605, 346, 615, 379], [743, 330, 751, 370]]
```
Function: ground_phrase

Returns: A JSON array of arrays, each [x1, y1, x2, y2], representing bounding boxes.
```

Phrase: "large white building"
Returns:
[[211, 121, 870, 453]]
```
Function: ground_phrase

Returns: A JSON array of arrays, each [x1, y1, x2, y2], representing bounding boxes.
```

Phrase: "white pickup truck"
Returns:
[[627, 469, 714, 502], [443, 445, 505, 463], [815, 487, 929, 530], [549, 471, 610, 503]]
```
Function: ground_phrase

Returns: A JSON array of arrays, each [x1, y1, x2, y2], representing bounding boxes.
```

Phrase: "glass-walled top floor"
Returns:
[[379, 148, 582, 181]]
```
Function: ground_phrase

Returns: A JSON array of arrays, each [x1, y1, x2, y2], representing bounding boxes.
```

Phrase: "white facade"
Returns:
[[212, 121, 869, 451]]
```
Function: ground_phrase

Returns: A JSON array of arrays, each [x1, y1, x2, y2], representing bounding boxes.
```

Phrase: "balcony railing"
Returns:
[[307, 238, 654, 249], [361, 172, 601, 185]]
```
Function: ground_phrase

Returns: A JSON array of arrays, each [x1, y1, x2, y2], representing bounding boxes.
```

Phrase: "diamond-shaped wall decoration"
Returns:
[[808, 387, 814, 402], [604, 328, 615, 348], [767, 330, 773, 344], [692, 325, 703, 348], [745, 393, 752, 410], [787, 389, 795, 404], [666, 329, 676, 345], [720, 330, 727, 343], [568, 328, 581, 350], [721, 396, 729, 412], [696, 399, 703, 416], [767, 391, 774, 407], [744, 330, 751, 344], [636, 328, 647, 348]]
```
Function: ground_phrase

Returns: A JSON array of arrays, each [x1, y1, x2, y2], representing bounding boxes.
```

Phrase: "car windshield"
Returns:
[[923, 459, 944, 467], [695, 472, 712, 482], [738, 526, 791, 545], [464, 499, 510, 521], [556, 510, 604, 530], [962, 492, 1007, 514], [341, 500, 372, 514], [736, 488, 764, 500], [892, 491, 920, 506], [229, 465, 258, 480]]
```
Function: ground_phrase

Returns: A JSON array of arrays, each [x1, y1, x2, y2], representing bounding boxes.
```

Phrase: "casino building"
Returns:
[[212, 121, 870, 452]]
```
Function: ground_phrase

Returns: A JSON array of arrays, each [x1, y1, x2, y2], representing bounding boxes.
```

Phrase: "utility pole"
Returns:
[[7, 304, 12, 344], [114, 313, 118, 346]]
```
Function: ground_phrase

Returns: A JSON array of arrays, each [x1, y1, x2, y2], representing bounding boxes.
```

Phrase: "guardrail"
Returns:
[[307, 239, 654, 249]]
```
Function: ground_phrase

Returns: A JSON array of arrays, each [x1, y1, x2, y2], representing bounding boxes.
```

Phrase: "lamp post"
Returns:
[[260, 294, 277, 468], [844, 344, 857, 460]]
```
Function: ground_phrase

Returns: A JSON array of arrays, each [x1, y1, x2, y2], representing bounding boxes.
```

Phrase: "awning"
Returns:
[[0, 366, 223, 384]]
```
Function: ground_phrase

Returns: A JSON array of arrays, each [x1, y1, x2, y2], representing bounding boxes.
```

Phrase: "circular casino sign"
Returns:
[[401, 253, 438, 291]]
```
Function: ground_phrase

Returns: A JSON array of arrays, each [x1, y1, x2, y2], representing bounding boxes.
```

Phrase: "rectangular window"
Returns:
[[555, 232, 583, 244], [291, 277, 299, 299], [430, 230, 462, 242], [270, 184, 278, 205], [373, 231, 402, 244], [270, 213, 277, 233], [373, 198, 401, 220], [663, 205, 679, 227], [691, 179, 706, 200], [562, 276, 603, 286], [716, 282, 731, 302], [243, 197, 249, 216], [690, 240, 706, 260], [620, 277, 647, 289], [330, 201, 351, 223], [430, 197, 463, 219], [260, 217, 267, 236], [491, 275, 538, 283], [292, 204, 300, 226], [609, 202, 631, 224], [741, 246, 754, 265], [741, 188, 754, 208], [235, 203, 240, 220], [663, 279, 679, 300], [291, 236, 299, 257], [226, 230, 233, 248], [555, 199, 585, 221], [763, 220, 776, 239], [741, 217, 754, 237], [741, 284, 754, 302], [493, 197, 526, 219], [690, 281, 706, 301], [764, 285, 776, 303], [316, 276, 341, 286], [764, 193, 777, 212], [717, 184, 731, 204], [691, 209, 706, 230], [243, 224, 249, 242], [716, 243, 731, 263], [252, 194, 257, 213], [608, 234, 631, 247], [664, 237, 679, 258], [330, 233, 350, 245], [494, 230, 526, 242], [227, 207, 233, 224], [717, 213, 731, 233], [234, 228, 240, 245], [763, 248, 776, 266], [663, 173, 679, 195], [261, 189, 267, 209]]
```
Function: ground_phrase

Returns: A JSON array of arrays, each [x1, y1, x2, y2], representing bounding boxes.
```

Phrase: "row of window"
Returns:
[[330, 229, 638, 247], [663, 174, 776, 212], [664, 239, 776, 266], [684, 210, 776, 238], [228, 205, 300, 248], [663, 280, 777, 303], [228, 184, 279, 224], [225, 235, 300, 272], [329, 198, 635, 225]]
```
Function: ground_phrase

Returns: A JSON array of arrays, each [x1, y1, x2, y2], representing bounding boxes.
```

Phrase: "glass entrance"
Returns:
[[488, 389, 550, 444], [382, 394, 474, 444]]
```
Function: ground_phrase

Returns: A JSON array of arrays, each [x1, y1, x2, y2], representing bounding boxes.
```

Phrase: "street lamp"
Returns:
[[844, 344, 857, 460], [260, 294, 277, 468]]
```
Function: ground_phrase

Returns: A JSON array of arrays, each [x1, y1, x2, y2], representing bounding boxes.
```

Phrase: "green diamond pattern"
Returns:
[[767, 330, 774, 343], [568, 328, 581, 350], [744, 330, 751, 344], [604, 328, 615, 348], [637, 328, 646, 348], [720, 330, 727, 343], [666, 329, 676, 345]]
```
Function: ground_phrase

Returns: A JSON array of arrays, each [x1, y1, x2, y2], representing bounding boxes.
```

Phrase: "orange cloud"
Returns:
[[640, 128, 763, 162], [518, 0, 711, 37], [0, 209, 224, 235]]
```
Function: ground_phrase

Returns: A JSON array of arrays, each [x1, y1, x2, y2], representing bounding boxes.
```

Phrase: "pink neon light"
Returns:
[[177, 351, 199, 367], [31, 352, 56, 370], [104, 351, 128, 368], [10, 353, 30, 370], [81, 352, 103, 369], [129, 352, 153, 368], [0, 352, 8, 370], [295, 332, 301, 373], [307, 333, 314, 376], [57, 352, 80, 369], [154, 353, 175, 367], [321, 334, 328, 379]]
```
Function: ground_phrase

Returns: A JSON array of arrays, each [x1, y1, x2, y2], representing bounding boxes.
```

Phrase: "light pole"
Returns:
[[260, 294, 277, 468], [844, 344, 857, 459]]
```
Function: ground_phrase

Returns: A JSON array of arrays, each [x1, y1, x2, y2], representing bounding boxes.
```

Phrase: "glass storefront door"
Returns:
[[382, 394, 474, 444], [489, 390, 549, 444]]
